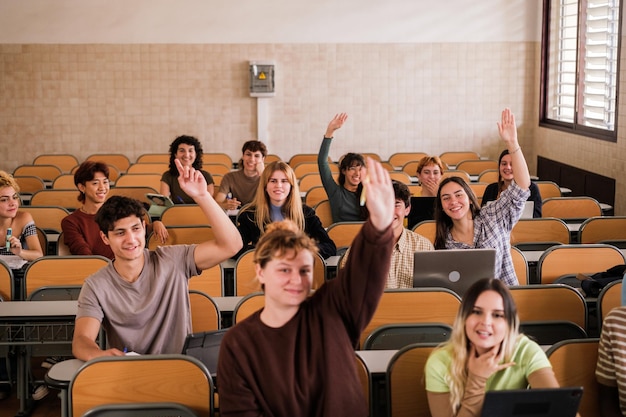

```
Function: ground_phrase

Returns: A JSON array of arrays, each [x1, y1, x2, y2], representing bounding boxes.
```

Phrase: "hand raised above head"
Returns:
[[325, 113, 348, 137], [497, 108, 518, 146], [362, 157, 394, 232], [175, 159, 209, 200], [496, 107, 530, 189]]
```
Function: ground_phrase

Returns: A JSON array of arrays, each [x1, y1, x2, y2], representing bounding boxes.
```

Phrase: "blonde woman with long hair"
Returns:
[[425, 278, 564, 417], [0, 170, 43, 261], [236, 161, 336, 259]]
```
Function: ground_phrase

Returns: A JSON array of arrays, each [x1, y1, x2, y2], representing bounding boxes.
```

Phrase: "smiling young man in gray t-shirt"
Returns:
[[72, 159, 242, 361]]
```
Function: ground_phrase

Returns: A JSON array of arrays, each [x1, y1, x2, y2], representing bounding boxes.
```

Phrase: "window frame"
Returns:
[[539, 0, 623, 142]]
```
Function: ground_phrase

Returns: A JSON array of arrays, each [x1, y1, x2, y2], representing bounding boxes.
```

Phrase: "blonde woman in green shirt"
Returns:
[[425, 278, 564, 417]]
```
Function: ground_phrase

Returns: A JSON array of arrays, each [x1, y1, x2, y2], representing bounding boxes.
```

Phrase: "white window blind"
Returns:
[[544, 0, 620, 133]]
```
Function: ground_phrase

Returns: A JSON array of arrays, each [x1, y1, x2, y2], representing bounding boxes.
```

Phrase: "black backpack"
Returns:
[[580, 264, 626, 297]]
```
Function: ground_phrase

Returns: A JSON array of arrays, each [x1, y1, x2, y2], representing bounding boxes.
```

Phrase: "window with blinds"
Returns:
[[541, 0, 621, 141]]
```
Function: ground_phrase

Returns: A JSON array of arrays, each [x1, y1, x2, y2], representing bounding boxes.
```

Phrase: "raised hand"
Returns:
[[497, 107, 530, 189], [497, 108, 518, 146], [175, 158, 210, 201], [324, 113, 348, 138], [362, 157, 394, 232]]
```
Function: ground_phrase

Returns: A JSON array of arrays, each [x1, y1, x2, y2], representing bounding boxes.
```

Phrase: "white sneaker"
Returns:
[[32, 385, 49, 401]]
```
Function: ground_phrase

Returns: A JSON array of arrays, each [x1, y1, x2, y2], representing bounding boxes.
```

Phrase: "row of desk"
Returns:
[[0, 254, 338, 414], [0, 301, 76, 417], [0, 298, 395, 417], [2, 269, 619, 417], [0, 297, 245, 417], [41, 338, 398, 417], [1, 238, 621, 416]]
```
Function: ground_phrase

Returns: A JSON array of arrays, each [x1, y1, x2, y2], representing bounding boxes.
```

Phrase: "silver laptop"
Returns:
[[521, 201, 535, 219], [413, 249, 496, 297], [182, 329, 228, 381], [481, 387, 583, 417], [483, 200, 534, 219]]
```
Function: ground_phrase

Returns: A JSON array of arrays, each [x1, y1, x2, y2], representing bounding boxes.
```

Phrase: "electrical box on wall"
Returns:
[[249, 60, 275, 97]]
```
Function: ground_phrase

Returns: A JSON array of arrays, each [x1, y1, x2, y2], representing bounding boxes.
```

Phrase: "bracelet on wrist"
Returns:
[[510, 146, 521, 155]]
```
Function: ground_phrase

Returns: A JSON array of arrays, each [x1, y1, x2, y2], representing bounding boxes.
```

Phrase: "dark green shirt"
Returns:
[[317, 137, 362, 223]]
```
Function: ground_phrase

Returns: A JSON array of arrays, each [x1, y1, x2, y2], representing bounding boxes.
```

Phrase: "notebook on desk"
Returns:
[[412, 248, 496, 297], [481, 387, 583, 417], [146, 193, 174, 217]]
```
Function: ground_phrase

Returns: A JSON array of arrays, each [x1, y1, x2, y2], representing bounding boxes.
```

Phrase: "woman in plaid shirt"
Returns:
[[433, 109, 530, 286]]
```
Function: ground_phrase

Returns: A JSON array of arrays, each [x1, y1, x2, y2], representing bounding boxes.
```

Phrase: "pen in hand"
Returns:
[[6, 228, 11, 250], [226, 193, 239, 210]]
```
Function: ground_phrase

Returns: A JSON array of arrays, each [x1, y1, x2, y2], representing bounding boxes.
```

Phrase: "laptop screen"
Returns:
[[182, 329, 228, 380], [481, 387, 583, 417], [413, 249, 496, 297], [521, 201, 535, 219], [483, 200, 534, 219]]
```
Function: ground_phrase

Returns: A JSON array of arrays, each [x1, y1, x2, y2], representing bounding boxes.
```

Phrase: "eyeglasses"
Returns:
[[347, 165, 364, 172]]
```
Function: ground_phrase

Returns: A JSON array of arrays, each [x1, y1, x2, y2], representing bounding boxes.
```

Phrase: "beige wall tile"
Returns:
[[1, 41, 624, 214]]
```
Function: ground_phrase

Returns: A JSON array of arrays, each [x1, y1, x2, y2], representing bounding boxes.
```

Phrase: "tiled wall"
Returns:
[[1, 41, 623, 214], [0, 42, 538, 169]]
